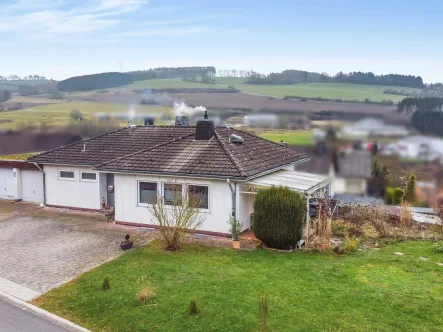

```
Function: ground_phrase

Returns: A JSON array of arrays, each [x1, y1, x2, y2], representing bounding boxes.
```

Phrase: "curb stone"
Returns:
[[0, 290, 90, 332]]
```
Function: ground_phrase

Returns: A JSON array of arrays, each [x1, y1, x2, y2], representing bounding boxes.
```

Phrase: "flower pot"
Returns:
[[232, 240, 241, 249], [120, 241, 133, 250]]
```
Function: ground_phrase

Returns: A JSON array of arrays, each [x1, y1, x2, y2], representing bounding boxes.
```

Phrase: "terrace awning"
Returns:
[[241, 170, 331, 195]]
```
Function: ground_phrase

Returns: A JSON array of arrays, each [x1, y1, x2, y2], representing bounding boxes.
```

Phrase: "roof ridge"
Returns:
[[230, 128, 292, 148], [214, 129, 247, 178], [94, 132, 195, 168], [27, 126, 128, 161]]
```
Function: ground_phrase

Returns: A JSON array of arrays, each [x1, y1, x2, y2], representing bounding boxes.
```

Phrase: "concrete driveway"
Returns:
[[0, 200, 155, 301]]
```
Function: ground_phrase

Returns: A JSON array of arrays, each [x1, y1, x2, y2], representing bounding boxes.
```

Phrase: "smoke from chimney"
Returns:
[[173, 102, 206, 117]]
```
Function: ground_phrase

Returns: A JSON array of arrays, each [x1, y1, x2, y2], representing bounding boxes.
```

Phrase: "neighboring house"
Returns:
[[0, 159, 44, 202], [342, 118, 409, 138], [383, 135, 443, 163], [295, 150, 371, 196], [26, 114, 331, 236]]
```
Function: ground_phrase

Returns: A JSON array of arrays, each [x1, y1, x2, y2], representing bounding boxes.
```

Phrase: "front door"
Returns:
[[107, 173, 115, 207]]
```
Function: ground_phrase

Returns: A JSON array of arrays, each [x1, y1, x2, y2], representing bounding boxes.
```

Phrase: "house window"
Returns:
[[164, 183, 182, 205], [81, 172, 97, 181], [188, 185, 209, 210], [139, 182, 157, 205], [59, 170, 74, 180]]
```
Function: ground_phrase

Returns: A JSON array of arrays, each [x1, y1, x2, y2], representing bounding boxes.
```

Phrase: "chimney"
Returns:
[[195, 111, 214, 140], [144, 117, 154, 126], [175, 115, 189, 126]]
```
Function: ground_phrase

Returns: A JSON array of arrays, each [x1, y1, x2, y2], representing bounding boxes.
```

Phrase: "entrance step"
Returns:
[[0, 276, 41, 301]]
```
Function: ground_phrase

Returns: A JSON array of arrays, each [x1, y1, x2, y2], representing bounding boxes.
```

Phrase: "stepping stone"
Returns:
[[418, 257, 429, 261], [395, 252, 404, 256], [437, 263, 443, 266], [372, 248, 380, 250]]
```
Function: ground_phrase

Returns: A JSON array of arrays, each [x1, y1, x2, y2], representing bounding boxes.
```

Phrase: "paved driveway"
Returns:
[[0, 201, 154, 300]]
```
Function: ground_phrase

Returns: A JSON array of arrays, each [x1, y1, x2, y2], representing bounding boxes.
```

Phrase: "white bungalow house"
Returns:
[[25, 113, 331, 236]]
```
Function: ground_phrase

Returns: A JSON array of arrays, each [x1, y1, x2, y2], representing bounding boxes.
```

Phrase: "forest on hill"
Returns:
[[246, 69, 424, 88]]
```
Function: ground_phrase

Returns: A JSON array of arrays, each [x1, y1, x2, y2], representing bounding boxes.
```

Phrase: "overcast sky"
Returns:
[[1, 0, 443, 82]]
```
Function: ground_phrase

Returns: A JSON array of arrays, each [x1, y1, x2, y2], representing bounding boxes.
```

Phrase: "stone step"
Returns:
[[0, 276, 41, 301]]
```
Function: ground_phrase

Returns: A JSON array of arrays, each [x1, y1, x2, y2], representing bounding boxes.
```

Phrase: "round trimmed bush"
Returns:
[[253, 186, 306, 250]]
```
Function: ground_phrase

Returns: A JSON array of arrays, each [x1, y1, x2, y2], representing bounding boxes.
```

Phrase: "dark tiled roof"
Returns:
[[29, 126, 308, 179], [28, 126, 195, 166]]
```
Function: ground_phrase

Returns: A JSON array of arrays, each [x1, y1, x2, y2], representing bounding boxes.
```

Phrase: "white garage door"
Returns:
[[21, 170, 44, 203], [0, 168, 15, 200]]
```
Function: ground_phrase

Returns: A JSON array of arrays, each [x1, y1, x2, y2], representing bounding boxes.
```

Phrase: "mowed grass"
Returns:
[[0, 101, 172, 130], [33, 241, 443, 331], [260, 129, 313, 146], [214, 78, 418, 102], [103, 78, 226, 94]]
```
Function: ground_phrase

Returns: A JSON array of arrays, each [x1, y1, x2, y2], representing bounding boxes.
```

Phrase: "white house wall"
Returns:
[[44, 165, 101, 210], [114, 173, 234, 234]]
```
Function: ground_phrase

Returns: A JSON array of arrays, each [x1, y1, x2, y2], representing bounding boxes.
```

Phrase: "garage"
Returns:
[[21, 170, 44, 203], [0, 160, 44, 203], [0, 168, 14, 200]]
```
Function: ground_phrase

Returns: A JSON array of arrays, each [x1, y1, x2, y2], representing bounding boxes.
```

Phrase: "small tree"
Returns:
[[371, 141, 379, 155], [227, 215, 242, 241], [253, 187, 306, 250], [70, 109, 85, 121], [147, 182, 205, 251], [404, 174, 416, 203]]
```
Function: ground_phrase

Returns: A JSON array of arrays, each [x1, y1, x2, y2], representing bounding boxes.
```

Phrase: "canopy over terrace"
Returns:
[[242, 170, 331, 196], [238, 170, 332, 232]]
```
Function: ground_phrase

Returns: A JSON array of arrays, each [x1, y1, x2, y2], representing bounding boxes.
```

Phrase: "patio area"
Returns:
[[238, 170, 332, 231]]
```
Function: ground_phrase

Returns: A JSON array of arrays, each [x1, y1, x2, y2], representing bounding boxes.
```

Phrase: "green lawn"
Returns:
[[0, 101, 171, 130], [33, 241, 443, 331], [260, 130, 313, 146], [214, 78, 418, 102]]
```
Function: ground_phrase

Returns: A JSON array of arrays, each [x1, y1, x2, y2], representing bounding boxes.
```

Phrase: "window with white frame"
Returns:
[[81, 172, 97, 181], [59, 170, 74, 180], [163, 183, 182, 206], [139, 182, 158, 205], [188, 185, 209, 210]]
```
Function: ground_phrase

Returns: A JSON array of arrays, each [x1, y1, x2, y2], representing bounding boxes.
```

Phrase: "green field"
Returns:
[[107, 77, 418, 102], [260, 129, 313, 146], [33, 241, 443, 331], [215, 78, 418, 102], [0, 101, 172, 130], [98, 78, 227, 94]]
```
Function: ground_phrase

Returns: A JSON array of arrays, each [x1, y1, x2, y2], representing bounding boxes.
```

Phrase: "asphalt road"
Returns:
[[0, 298, 67, 332]]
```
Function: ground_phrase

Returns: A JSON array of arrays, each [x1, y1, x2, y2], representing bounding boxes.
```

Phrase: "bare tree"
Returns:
[[146, 182, 206, 251]]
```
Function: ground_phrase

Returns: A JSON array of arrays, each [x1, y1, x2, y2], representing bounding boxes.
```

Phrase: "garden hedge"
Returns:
[[253, 186, 306, 250]]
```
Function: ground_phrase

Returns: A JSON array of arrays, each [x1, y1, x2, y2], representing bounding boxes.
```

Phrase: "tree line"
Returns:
[[246, 70, 424, 88], [57, 72, 133, 92], [398, 97, 443, 137], [0, 90, 12, 102], [0, 74, 48, 81], [129, 67, 216, 82]]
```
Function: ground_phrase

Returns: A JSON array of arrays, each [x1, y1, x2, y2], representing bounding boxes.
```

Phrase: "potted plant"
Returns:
[[120, 234, 135, 250], [228, 215, 242, 249]]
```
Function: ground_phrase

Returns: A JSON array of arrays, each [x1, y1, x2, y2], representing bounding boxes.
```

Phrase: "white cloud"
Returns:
[[0, 0, 148, 35], [115, 26, 208, 38], [139, 17, 212, 27]]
